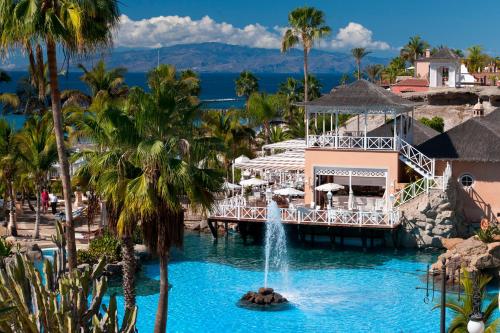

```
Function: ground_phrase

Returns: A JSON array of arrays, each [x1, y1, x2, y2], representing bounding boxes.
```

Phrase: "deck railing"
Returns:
[[307, 135, 396, 151], [398, 138, 435, 178], [210, 204, 400, 227], [393, 177, 444, 207]]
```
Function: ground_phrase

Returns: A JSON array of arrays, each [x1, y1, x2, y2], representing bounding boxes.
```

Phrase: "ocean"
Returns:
[[1, 71, 342, 109]]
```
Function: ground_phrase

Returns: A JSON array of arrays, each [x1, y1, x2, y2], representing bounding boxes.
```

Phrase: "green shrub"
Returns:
[[0, 238, 12, 258], [77, 231, 122, 265], [476, 225, 499, 243], [419, 116, 444, 133]]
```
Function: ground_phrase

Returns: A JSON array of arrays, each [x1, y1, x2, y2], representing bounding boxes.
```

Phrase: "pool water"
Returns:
[[118, 233, 448, 333], [42, 233, 498, 332]]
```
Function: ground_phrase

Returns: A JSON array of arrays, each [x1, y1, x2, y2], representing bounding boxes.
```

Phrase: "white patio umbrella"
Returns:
[[273, 187, 305, 196], [239, 177, 268, 187], [315, 183, 344, 192], [223, 181, 241, 191]]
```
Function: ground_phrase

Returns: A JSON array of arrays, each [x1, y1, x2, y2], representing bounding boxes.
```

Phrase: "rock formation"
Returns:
[[397, 179, 468, 248], [239, 287, 288, 310], [431, 236, 500, 274]]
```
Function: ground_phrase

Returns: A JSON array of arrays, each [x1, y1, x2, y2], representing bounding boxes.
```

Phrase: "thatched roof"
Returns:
[[299, 80, 419, 114], [417, 110, 500, 162], [368, 117, 440, 146]]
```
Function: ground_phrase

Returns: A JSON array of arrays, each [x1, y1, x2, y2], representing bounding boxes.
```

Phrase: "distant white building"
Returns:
[[415, 48, 463, 88]]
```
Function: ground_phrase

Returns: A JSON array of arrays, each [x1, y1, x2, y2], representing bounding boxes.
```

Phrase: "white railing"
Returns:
[[398, 138, 435, 178], [393, 177, 444, 207], [210, 204, 400, 227], [308, 135, 396, 151]]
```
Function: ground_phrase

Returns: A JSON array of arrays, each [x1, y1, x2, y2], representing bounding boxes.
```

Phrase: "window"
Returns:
[[459, 173, 474, 187]]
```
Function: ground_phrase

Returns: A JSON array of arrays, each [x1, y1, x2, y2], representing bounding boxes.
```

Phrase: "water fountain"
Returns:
[[239, 200, 289, 310]]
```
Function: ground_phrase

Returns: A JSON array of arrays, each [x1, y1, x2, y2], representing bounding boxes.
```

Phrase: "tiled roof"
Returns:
[[394, 78, 429, 87]]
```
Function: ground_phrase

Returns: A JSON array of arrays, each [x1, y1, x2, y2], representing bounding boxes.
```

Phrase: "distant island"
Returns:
[[4, 42, 389, 73]]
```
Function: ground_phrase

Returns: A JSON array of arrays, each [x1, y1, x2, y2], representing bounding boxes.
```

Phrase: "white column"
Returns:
[[322, 112, 325, 134], [335, 111, 339, 148], [363, 111, 368, 149], [330, 114, 333, 132], [393, 112, 397, 150]]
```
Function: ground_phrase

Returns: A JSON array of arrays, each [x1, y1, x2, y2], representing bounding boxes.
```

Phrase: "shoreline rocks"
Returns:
[[431, 236, 500, 274]]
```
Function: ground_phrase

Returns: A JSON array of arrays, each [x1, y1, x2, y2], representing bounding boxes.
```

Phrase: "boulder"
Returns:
[[432, 236, 500, 273], [441, 238, 465, 250], [258, 287, 274, 295]]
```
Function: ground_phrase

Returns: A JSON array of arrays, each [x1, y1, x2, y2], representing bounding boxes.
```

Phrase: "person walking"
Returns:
[[41, 189, 49, 214], [49, 192, 58, 214]]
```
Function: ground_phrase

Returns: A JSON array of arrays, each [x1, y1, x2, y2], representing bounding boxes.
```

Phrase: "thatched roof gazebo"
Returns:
[[296, 80, 420, 149], [299, 79, 418, 114]]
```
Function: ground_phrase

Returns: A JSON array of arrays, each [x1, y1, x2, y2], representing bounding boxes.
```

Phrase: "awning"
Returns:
[[262, 139, 306, 151], [235, 151, 305, 172]]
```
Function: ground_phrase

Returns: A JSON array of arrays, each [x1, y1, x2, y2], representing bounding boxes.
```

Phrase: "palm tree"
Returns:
[[281, 7, 330, 113], [269, 126, 291, 143], [101, 65, 223, 333], [465, 45, 487, 73], [0, 120, 19, 236], [400, 36, 429, 64], [235, 71, 259, 105], [339, 73, 351, 86], [0, 70, 19, 113], [1, 0, 121, 270], [383, 56, 407, 84], [78, 60, 128, 98], [301, 74, 322, 100], [278, 77, 302, 123], [202, 110, 255, 177], [247, 93, 284, 144], [17, 114, 58, 239], [438, 271, 499, 332], [351, 48, 371, 80], [70, 98, 138, 312], [364, 64, 384, 83]]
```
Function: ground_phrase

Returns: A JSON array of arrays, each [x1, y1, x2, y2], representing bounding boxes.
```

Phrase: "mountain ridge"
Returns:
[[4, 42, 389, 73]]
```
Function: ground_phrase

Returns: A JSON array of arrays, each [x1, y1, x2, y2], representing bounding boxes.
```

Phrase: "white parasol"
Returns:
[[223, 181, 241, 191], [239, 177, 268, 187], [315, 183, 344, 192], [273, 187, 305, 196]]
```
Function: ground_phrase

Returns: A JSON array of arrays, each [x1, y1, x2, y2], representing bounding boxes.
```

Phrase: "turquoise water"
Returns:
[[42, 233, 499, 332], [119, 233, 444, 333]]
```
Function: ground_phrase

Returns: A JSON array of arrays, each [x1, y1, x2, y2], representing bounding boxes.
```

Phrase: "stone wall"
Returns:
[[397, 179, 469, 248]]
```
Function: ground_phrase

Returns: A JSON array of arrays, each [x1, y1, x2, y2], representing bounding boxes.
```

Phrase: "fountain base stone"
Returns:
[[238, 288, 290, 311]]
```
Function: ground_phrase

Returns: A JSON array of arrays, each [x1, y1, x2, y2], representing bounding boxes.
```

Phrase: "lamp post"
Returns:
[[467, 271, 485, 333]]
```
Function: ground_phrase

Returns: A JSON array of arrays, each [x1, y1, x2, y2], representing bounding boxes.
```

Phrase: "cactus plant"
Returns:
[[0, 222, 137, 332]]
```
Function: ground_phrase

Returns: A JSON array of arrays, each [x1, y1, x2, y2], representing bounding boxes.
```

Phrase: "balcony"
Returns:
[[307, 134, 397, 151]]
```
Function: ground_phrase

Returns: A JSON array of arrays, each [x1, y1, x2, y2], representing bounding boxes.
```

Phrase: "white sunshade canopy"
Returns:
[[222, 181, 241, 190], [234, 155, 250, 164], [273, 187, 305, 196], [235, 151, 305, 172], [239, 177, 268, 187], [315, 183, 344, 192], [262, 139, 306, 151]]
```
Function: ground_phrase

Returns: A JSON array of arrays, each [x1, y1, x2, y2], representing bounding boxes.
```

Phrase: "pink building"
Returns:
[[418, 110, 500, 222]]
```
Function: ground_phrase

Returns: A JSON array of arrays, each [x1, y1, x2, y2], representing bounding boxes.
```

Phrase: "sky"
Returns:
[[114, 0, 500, 56]]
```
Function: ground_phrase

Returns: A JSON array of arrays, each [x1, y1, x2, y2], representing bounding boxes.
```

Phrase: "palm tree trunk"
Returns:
[[34, 184, 41, 239], [46, 38, 77, 270], [357, 61, 361, 80], [122, 235, 136, 310], [154, 253, 169, 333], [7, 181, 16, 237], [303, 47, 309, 128]]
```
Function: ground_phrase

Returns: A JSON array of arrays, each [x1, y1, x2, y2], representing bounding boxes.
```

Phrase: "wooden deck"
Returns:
[[208, 204, 401, 230]]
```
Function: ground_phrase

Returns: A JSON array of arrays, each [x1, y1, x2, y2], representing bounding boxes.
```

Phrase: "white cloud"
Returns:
[[329, 22, 390, 50], [114, 15, 391, 51], [115, 14, 281, 49]]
